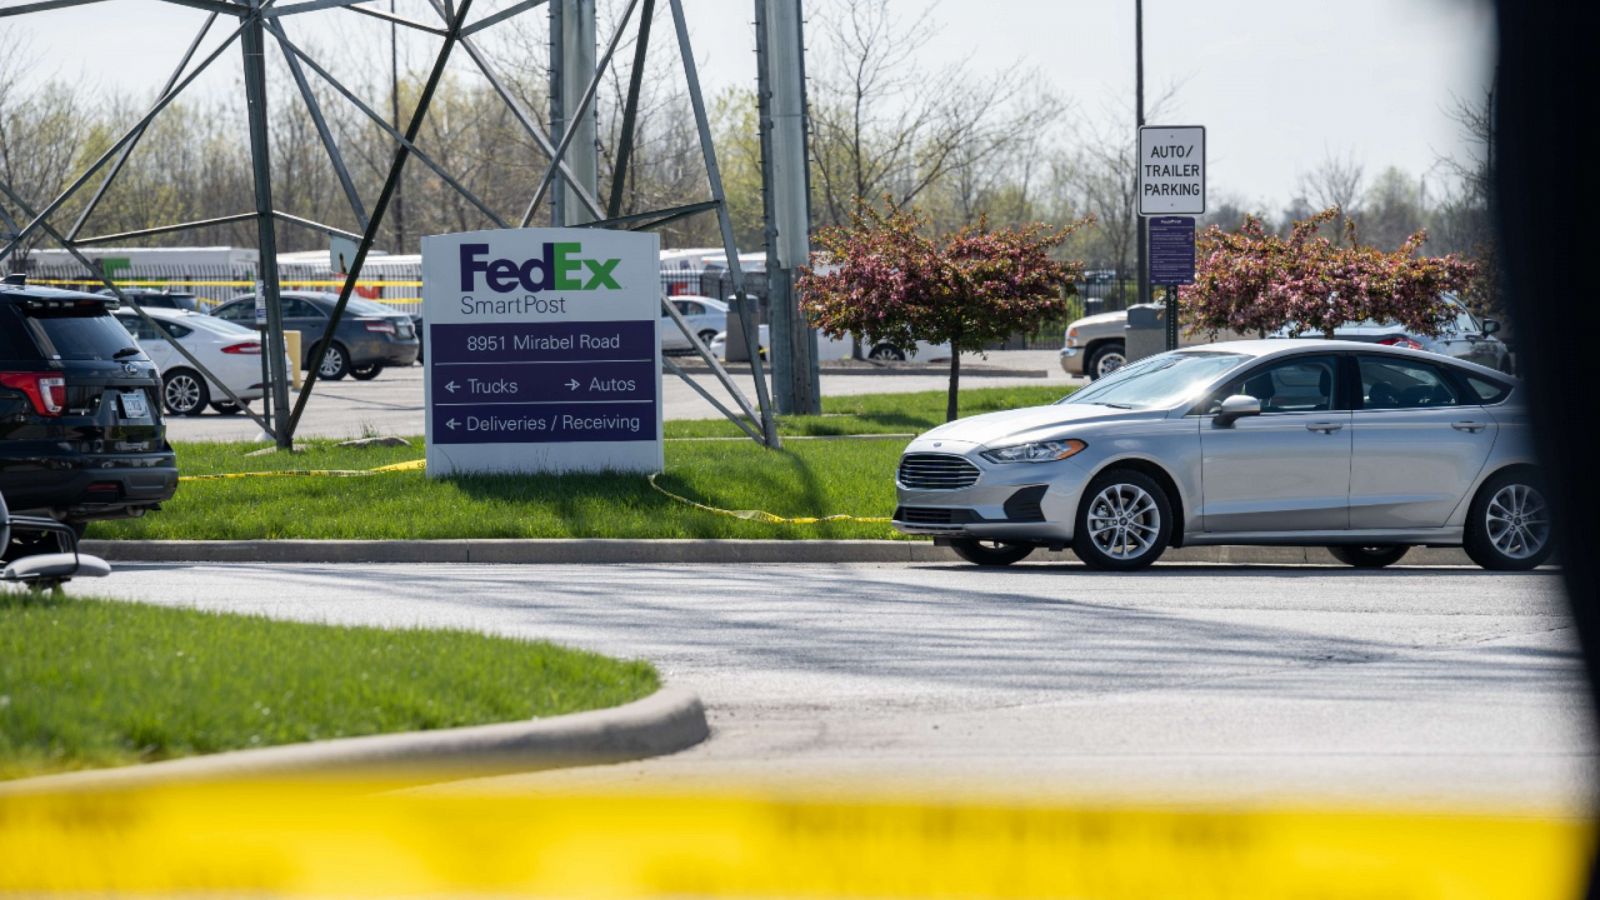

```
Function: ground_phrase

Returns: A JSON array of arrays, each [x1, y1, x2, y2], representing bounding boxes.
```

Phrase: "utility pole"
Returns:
[[551, 0, 599, 226], [241, 0, 292, 448], [390, 0, 405, 253], [757, 0, 820, 414], [1135, 0, 1150, 312]]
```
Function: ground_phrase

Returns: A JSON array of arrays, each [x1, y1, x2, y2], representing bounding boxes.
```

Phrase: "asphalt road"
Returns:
[[90, 561, 1594, 810], [161, 350, 1075, 442]]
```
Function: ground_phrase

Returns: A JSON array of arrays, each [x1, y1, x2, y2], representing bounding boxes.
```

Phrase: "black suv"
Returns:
[[0, 279, 178, 555]]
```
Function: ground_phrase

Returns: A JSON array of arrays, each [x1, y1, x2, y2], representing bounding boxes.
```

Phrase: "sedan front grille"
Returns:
[[897, 453, 980, 490]]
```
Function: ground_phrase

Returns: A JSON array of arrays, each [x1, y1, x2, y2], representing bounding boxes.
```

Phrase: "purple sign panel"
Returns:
[[1148, 216, 1196, 285], [429, 320, 657, 445]]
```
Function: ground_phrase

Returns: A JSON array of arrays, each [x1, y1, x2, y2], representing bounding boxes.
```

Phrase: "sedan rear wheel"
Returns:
[[1073, 469, 1172, 570], [1465, 471, 1553, 570], [317, 343, 351, 381], [162, 369, 209, 417], [949, 538, 1034, 567], [1328, 544, 1410, 568]]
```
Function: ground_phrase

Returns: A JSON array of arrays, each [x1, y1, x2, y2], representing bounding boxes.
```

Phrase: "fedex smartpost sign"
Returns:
[[421, 228, 663, 476]]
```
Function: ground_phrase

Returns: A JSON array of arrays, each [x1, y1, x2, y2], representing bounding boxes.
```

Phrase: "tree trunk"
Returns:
[[946, 348, 962, 422]]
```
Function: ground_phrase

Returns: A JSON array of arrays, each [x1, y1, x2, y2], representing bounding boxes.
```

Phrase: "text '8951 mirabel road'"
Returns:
[[895, 339, 1548, 571]]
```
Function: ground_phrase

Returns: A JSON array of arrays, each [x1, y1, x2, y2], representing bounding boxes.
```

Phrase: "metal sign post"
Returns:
[[1148, 216, 1197, 351], [1138, 126, 1205, 351]]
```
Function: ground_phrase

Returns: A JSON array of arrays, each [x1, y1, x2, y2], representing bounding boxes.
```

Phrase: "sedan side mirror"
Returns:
[[1481, 318, 1501, 336], [1214, 394, 1262, 427]]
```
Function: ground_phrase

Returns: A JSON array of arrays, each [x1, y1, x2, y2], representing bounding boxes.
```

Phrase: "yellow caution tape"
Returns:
[[28, 277, 423, 296], [0, 779, 1588, 898], [180, 458, 424, 482], [648, 472, 890, 524]]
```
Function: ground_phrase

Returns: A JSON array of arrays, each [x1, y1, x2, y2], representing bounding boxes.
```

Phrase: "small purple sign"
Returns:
[[433, 402, 657, 445], [429, 319, 658, 445], [1148, 216, 1197, 285]]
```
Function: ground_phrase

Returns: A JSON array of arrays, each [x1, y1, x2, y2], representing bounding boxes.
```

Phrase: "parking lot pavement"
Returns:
[[159, 350, 1081, 443], [93, 562, 1593, 809]]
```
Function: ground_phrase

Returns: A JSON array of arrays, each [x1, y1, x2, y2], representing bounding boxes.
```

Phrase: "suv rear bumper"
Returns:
[[0, 452, 178, 520]]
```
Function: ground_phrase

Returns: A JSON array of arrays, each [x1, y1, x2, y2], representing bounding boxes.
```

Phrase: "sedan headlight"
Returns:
[[980, 438, 1087, 464]]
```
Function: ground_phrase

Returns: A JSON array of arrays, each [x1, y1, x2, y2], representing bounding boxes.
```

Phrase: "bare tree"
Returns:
[[0, 35, 89, 267], [808, 0, 1028, 228], [1295, 148, 1365, 243]]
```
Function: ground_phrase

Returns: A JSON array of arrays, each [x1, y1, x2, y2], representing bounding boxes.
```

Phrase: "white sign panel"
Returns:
[[421, 227, 663, 476], [1138, 125, 1206, 215]]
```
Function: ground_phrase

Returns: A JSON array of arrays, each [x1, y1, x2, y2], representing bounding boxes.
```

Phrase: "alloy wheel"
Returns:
[[1086, 482, 1160, 560], [1095, 351, 1127, 378], [165, 374, 202, 413], [1485, 483, 1550, 560]]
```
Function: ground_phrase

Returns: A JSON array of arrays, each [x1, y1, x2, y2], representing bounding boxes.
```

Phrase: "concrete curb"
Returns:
[[0, 687, 708, 795], [83, 538, 1477, 566]]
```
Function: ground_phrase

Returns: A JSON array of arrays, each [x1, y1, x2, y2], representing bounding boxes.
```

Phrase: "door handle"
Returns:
[[1306, 422, 1343, 433], [1452, 421, 1487, 433]]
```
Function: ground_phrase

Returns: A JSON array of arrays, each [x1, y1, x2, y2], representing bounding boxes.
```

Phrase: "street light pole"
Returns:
[[1135, 0, 1149, 313]]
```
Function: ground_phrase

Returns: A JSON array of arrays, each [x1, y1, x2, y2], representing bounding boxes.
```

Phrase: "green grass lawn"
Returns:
[[0, 593, 659, 780], [89, 385, 1072, 542]]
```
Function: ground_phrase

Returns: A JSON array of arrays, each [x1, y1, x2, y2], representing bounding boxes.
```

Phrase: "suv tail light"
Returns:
[[221, 341, 262, 355], [359, 318, 397, 334], [1377, 336, 1424, 350], [0, 372, 68, 416]]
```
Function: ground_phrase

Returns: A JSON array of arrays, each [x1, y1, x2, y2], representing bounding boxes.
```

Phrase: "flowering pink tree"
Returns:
[[1183, 208, 1476, 340], [800, 207, 1089, 420]]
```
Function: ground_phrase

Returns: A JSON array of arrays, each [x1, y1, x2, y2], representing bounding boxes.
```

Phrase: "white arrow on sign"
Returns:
[[445, 380, 460, 393], [446, 418, 460, 430], [566, 379, 580, 391]]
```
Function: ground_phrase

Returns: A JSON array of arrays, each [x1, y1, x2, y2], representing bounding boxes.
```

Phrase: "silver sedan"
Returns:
[[894, 339, 1549, 571]]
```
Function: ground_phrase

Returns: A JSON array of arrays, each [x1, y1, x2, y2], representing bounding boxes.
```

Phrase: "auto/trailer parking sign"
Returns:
[[421, 228, 663, 476]]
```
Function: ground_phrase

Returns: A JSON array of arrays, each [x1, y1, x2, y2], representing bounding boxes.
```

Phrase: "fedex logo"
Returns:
[[459, 242, 621, 293]]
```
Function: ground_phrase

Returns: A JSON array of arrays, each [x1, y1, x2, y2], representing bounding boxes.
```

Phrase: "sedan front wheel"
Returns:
[[1073, 469, 1172, 570]]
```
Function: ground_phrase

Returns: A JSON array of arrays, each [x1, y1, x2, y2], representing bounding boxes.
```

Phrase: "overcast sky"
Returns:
[[3, 0, 1494, 210]]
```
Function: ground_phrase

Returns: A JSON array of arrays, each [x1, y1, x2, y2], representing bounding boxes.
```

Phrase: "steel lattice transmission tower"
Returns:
[[0, 0, 780, 449]]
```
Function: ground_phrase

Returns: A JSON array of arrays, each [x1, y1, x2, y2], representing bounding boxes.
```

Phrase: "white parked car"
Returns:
[[660, 296, 729, 352], [708, 324, 770, 361], [113, 307, 270, 416]]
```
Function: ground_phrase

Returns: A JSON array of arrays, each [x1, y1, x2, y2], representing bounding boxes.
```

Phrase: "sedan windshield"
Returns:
[[1059, 351, 1249, 409]]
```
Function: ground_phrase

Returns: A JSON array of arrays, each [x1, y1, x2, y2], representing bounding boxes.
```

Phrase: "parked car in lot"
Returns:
[[660, 296, 730, 352], [211, 291, 418, 380], [897, 339, 1546, 572], [95, 287, 203, 312], [1060, 295, 1511, 381], [1274, 299, 1512, 373], [0, 279, 178, 560], [113, 306, 273, 416]]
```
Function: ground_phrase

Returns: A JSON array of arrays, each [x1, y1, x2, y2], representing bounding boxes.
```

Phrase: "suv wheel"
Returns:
[[316, 343, 351, 381], [1087, 342, 1127, 380], [162, 369, 210, 416], [1328, 545, 1410, 568], [1073, 469, 1172, 570], [949, 538, 1034, 567], [1465, 470, 1553, 570], [351, 363, 384, 381]]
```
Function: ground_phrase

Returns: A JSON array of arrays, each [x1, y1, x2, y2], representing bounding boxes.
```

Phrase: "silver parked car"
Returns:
[[897, 339, 1548, 571]]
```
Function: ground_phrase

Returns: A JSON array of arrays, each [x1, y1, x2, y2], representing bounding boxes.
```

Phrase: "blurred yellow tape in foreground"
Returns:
[[0, 781, 1588, 898]]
